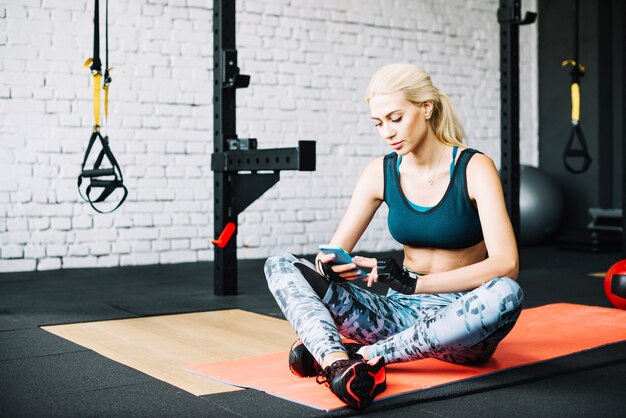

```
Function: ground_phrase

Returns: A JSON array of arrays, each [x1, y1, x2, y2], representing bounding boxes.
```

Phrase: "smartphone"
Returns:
[[318, 245, 367, 279]]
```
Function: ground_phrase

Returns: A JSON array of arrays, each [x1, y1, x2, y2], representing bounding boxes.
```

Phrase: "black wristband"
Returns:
[[376, 257, 417, 294], [316, 259, 345, 282]]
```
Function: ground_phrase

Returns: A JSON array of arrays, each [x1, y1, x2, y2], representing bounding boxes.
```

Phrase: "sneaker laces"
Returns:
[[315, 359, 352, 385]]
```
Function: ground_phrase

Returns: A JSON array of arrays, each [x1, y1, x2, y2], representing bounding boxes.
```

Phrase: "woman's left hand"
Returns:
[[352, 256, 379, 287]]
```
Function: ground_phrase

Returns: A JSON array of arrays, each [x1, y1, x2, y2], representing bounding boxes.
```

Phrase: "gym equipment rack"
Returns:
[[497, 0, 536, 244], [212, 0, 316, 295]]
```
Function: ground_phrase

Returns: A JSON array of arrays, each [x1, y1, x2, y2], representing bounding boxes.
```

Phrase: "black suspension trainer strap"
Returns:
[[91, 0, 101, 75], [78, 0, 127, 213], [562, 0, 592, 174]]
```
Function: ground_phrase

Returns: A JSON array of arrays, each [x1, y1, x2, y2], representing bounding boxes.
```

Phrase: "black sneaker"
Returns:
[[316, 357, 386, 409], [288, 339, 364, 378]]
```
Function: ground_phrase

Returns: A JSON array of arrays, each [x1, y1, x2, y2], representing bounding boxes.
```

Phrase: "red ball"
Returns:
[[604, 260, 626, 309]]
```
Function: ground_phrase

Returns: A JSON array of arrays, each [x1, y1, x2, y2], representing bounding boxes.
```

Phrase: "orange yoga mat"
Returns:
[[186, 304, 626, 411]]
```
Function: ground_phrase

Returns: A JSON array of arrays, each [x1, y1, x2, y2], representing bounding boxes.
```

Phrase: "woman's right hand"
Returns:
[[316, 252, 365, 282]]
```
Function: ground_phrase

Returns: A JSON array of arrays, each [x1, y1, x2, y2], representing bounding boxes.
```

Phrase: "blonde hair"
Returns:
[[366, 63, 466, 146]]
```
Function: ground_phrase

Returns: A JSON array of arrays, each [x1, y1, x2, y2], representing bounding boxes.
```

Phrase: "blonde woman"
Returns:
[[264, 63, 523, 409]]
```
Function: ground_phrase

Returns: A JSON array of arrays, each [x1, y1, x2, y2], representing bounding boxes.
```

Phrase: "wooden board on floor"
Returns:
[[41, 309, 297, 396]]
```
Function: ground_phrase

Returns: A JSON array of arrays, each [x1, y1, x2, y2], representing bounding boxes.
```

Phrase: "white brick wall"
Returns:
[[0, 0, 538, 272]]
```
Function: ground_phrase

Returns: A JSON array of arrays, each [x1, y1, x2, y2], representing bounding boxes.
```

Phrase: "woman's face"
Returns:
[[369, 92, 432, 155]]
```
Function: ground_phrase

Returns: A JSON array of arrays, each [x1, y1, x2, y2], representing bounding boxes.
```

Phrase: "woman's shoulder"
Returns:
[[457, 146, 482, 155], [357, 156, 386, 186], [464, 149, 499, 187], [352, 155, 386, 201], [361, 155, 386, 167], [457, 147, 492, 166], [364, 155, 386, 175]]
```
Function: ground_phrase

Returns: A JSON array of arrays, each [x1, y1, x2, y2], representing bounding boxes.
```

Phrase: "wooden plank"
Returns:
[[42, 309, 297, 396]]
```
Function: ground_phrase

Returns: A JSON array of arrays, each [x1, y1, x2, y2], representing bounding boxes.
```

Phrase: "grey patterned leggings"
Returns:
[[264, 253, 524, 366]]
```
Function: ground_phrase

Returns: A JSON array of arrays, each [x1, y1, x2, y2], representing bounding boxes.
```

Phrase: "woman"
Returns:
[[264, 63, 523, 409]]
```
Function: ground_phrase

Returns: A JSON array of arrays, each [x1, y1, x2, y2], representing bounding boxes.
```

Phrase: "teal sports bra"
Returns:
[[384, 148, 484, 249], [397, 146, 459, 212]]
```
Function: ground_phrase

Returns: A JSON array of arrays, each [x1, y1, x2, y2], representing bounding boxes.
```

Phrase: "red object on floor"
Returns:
[[186, 304, 626, 411], [604, 260, 626, 309]]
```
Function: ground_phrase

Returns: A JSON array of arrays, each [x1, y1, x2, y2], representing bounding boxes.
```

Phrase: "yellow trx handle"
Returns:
[[561, 59, 585, 125], [83, 58, 102, 128], [93, 73, 102, 127], [570, 82, 580, 124]]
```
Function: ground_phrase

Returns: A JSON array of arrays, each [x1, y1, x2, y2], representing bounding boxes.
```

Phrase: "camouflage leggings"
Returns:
[[264, 253, 524, 366]]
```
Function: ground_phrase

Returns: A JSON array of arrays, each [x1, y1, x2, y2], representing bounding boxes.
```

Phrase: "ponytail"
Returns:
[[431, 91, 466, 146]]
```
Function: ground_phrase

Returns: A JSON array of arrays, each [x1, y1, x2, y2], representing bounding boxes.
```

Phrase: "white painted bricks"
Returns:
[[0, 0, 538, 272]]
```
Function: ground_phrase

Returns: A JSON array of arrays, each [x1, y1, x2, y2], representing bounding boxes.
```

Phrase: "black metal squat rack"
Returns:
[[212, 0, 316, 295], [497, 0, 536, 243]]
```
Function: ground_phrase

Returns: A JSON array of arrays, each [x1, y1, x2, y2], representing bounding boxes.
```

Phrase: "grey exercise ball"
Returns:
[[519, 165, 564, 245]]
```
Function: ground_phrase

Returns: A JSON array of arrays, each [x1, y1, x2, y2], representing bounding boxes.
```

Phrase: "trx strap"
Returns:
[[561, 0, 591, 174], [78, 0, 127, 213]]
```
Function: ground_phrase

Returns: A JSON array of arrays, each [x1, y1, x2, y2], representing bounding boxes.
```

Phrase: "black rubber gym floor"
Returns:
[[1, 245, 625, 417]]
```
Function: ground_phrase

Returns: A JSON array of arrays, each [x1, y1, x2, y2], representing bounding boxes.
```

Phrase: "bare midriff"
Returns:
[[402, 240, 487, 274]]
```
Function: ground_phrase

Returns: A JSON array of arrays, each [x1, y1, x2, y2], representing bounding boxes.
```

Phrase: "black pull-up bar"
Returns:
[[497, 0, 536, 245], [212, 0, 316, 296]]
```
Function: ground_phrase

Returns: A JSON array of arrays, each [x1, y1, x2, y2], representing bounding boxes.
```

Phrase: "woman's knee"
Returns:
[[264, 253, 297, 282], [483, 277, 524, 309], [483, 277, 524, 302]]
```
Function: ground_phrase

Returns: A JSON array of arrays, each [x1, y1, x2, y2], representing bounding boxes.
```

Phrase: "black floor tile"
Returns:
[[1, 381, 240, 418], [0, 298, 136, 328], [0, 310, 29, 332], [0, 351, 153, 403], [202, 390, 334, 418], [0, 328, 84, 361]]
